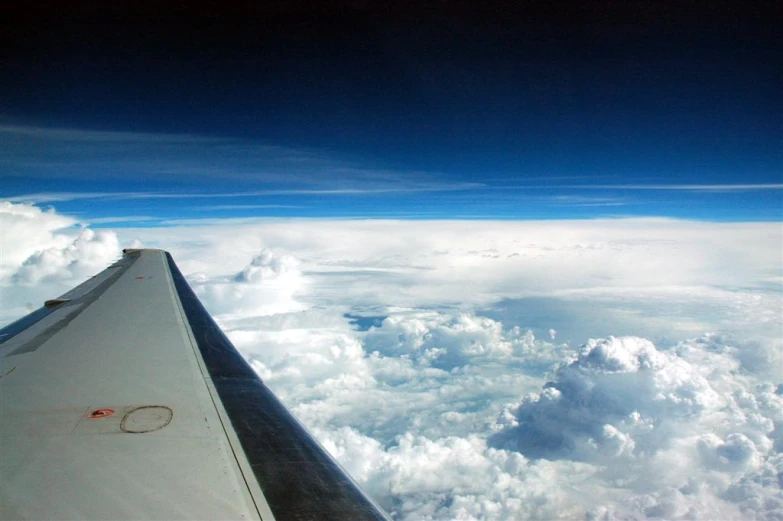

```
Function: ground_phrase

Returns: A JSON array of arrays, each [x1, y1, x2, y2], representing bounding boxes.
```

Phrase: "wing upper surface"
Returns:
[[0, 249, 389, 521]]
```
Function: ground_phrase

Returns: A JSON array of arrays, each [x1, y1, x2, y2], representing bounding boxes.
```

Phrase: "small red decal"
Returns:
[[87, 408, 115, 419]]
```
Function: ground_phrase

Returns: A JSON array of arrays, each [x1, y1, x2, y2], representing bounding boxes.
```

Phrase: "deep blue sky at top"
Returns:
[[1, 1, 780, 222]]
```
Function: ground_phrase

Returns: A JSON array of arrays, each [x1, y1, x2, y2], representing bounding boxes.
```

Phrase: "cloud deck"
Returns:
[[2, 201, 781, 520]]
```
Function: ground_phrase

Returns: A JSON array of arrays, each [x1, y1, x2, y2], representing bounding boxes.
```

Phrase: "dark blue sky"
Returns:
[[1, 1, 780, 221]]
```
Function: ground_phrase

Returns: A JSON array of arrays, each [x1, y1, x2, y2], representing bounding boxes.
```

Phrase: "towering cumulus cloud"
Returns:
[[194, 248, 307, 318], [488, 335, 783, 519]]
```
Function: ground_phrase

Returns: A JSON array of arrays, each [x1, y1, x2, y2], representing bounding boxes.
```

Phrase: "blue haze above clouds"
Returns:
[[1, 2, 782, 519]]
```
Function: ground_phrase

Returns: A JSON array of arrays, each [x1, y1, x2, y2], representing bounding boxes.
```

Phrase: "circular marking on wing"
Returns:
[[120, 406, 173, 433], [87, 408, 115, 419]]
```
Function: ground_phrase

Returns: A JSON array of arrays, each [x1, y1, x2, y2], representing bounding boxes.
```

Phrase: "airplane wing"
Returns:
[[0, 248, 389, 520]]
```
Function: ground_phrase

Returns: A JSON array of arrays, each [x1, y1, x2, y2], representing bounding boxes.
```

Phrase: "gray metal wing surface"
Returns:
[[0, 248, 389, 521]]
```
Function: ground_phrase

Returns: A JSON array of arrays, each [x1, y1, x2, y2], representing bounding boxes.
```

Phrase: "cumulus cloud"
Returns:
[[193, 248, 307, 318], [492, 336, 719, 459], [1, 202, 120, 285], [0, 202, 121, 323], [1, 201, 76, 279], [487, 335, 782, 520], [228, 310, 373, 393], [218, 307, 564, 452], [3, 203, 782, 520], [364, 312, 514, 370], [360, 310, 572, 378], [314, 426, 592, 520], [296, 334, 782, 520], [12, 228, 119, 285]]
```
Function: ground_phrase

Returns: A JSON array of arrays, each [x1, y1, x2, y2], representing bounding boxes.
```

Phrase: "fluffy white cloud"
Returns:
[[12, 228, 119, 285], [0, 202, 120, 322], [2, 202, 781, 520], [315, 426, 593, 520], [1, 202, 120, 285], [488, 335, 782, 520], [1, 201, 77, 279], [194, 248, 307, 318], [365, 312, 515, 369], [297, 334, 781, 520]]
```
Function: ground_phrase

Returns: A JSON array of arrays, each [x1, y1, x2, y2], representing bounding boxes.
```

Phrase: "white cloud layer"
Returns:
[[194, 248, 307, 318], [2, 202, 781, 520], [0, 202, 120, 321]]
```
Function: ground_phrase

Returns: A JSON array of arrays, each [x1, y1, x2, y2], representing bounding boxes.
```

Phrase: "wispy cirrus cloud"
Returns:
[[0, 124, 223, 144], [83, 216, 160, 224], [2, 192, 143, 204], [479, 183, 783, 193], [4, 183, 483, 204], [574, 183, 783, 192], [4, 123, 779, 221], [197, 204, 306, 210], [0, 124, 467, 193], [547, 195, 630, 207]]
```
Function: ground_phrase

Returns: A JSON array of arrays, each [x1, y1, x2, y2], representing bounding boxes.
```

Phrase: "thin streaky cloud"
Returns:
[[219, 185, 484, 196], [477, 175, 611, 183], [198, 204, 305, 210], [158, 213, 452, 225], [550, 195, 621, 202], [572, 183, 783, 192], [472, 183, 783, 192], [84, 216, 160, 224], [4, 184, 483, 203], [2, 124, 466, 191], [552, 202, 629, 207], [547, 195, 630, 207], [157, 217, 293, 226], [3, 192, 145, 204], [0, 124, 225, 144]]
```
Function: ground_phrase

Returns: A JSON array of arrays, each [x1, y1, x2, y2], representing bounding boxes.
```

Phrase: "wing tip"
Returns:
[[122, 248, 170, 256]]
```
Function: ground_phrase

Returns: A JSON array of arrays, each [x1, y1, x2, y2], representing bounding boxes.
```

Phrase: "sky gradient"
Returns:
[[1, 1, 780, 221]]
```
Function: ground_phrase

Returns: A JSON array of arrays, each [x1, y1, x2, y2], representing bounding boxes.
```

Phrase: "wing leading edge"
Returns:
[[0, 248, 389, 521]]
